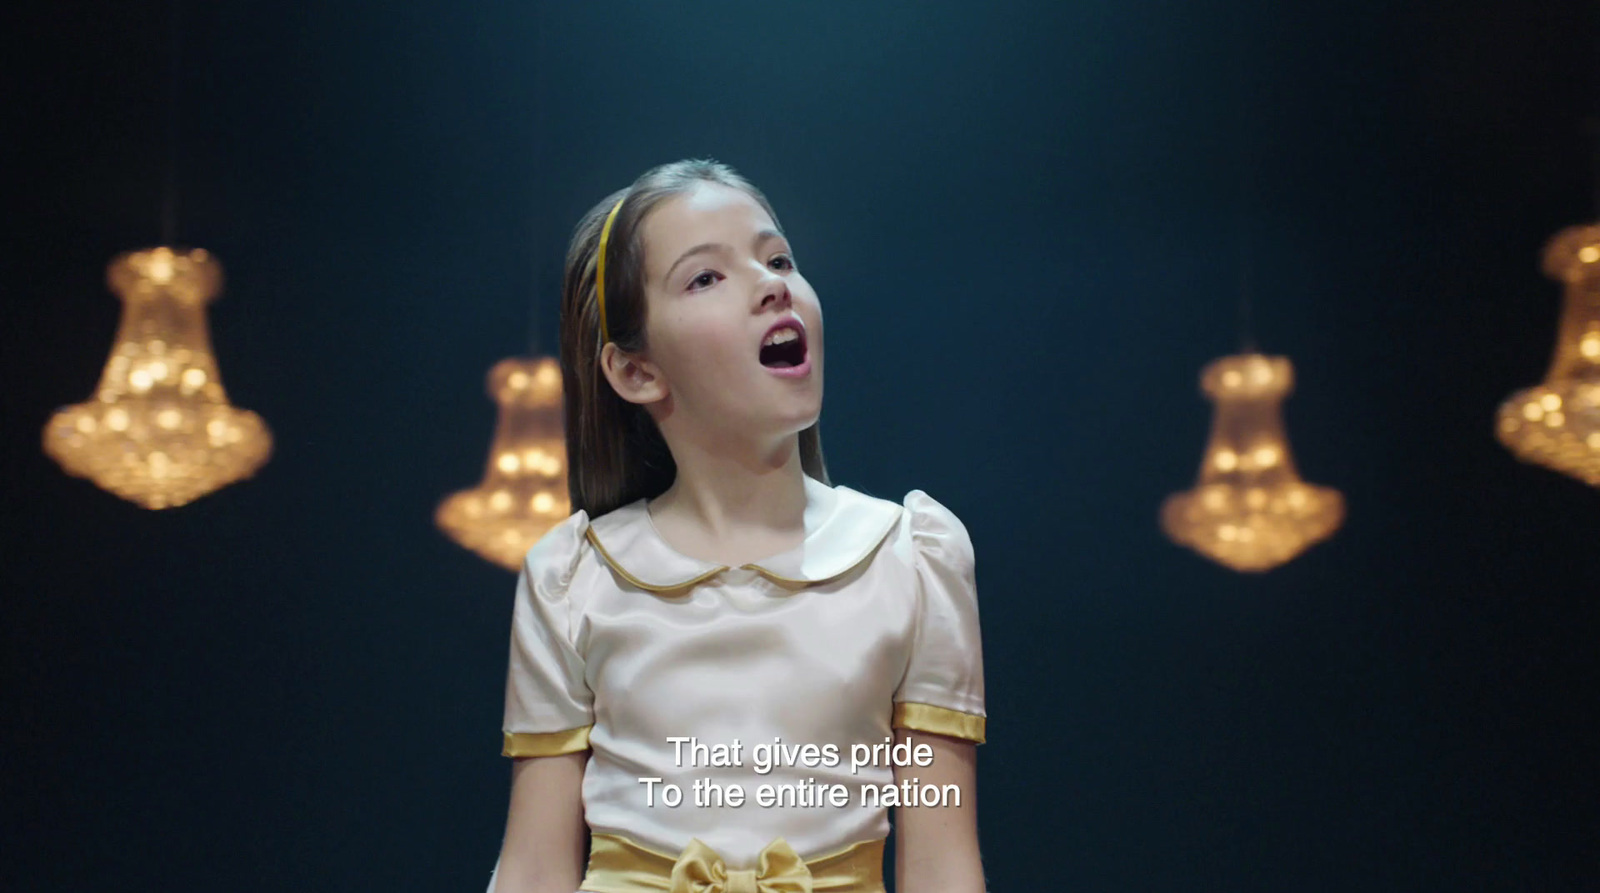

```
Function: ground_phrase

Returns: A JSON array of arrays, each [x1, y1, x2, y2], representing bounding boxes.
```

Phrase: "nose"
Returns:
[[756, 266, 791, 311]]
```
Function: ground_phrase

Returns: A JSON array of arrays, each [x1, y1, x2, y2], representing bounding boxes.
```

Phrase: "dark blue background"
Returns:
[[4, 1, 1598, 889]]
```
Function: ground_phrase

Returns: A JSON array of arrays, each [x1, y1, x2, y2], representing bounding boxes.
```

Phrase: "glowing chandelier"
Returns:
[[43, 247, 272, 509], [437, 357, 572, 570], [1495, 223, 1600, 487], [1162, 353, 1344, 572]]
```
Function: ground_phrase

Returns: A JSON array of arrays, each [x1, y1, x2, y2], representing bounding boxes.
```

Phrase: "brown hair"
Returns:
[[559, 159, 829, 518]]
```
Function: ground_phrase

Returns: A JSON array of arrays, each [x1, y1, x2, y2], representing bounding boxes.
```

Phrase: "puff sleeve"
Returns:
[[892, 490, 987, 744], [500, 511, 594, 758]]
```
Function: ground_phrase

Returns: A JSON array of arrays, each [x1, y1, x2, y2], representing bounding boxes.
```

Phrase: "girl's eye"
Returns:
[[688, 271, 721, 291], [770, 254, 795, 271]]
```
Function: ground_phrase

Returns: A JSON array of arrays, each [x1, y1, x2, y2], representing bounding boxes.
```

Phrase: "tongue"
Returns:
[[760, 339, 800, 368]]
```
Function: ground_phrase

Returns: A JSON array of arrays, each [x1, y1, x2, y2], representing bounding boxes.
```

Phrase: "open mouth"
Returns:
[[759, 322, 807, 369]]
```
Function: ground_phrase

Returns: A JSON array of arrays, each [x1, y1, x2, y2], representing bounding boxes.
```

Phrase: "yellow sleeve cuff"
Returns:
[[502, 725, 592, 757], [892, 701, 986, 744]]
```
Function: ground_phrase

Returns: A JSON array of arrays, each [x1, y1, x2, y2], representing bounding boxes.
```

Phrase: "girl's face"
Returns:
[[632, 181, 824, 447]]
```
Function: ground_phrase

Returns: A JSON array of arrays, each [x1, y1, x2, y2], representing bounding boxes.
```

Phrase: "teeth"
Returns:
[[762, 327, 800, 347]]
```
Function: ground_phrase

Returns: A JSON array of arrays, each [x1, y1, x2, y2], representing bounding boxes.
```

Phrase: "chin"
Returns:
[[776, 406, 822, 436], [794, 394, 824, 425]]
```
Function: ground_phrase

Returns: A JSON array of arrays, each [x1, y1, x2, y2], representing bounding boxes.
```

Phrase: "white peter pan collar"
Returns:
[[584, 475, 903, 592]]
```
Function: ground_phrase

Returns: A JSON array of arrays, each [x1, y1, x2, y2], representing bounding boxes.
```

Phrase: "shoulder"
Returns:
[[520, 509, 592, 591], [831, 484, 965, 534], [898, 489, 975, 577], [839, 484, 974, 574], [901, 489, 970, 538]]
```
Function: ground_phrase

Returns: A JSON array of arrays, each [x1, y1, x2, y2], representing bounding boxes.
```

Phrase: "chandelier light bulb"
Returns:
[[1161, 353, 1344, 572], [42, 246, 272, 509], [1496, 223, 1600, 487], [437, 356, 573, 570]]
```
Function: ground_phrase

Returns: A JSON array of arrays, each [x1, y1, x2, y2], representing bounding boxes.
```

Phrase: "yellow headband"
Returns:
[[595, 196, 625, 346]]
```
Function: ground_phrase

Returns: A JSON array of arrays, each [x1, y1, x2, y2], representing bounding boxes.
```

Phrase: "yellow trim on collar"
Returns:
[[586, 527, 728, 593], [503, 725, 593, 757], [892, 702, 987, 744], [584, 478, 903, 593]]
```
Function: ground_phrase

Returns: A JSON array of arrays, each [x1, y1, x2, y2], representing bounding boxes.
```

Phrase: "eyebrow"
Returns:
[[663, 228, 786, 286]]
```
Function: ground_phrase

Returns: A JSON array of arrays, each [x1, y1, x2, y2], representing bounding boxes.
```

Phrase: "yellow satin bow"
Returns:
[[668, 837, 813, 893]]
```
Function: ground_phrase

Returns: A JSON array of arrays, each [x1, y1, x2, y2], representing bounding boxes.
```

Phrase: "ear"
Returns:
[[599, 342, 669, 406]]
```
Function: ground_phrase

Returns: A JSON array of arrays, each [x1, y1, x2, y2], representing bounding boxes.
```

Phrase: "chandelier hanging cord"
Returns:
[[1236, 205, 1257, 354], [1230, 19, 1260, 356], [526, 257, 549, 358], [1586, 116, 1600, 219], [525, 6, 549, 357], [160, 0, 184, 245]]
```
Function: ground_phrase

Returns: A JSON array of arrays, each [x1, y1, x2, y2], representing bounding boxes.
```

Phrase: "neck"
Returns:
[[649, 429, 810, 540]]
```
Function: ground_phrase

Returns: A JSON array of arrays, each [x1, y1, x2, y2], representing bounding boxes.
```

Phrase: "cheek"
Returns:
[[797, 289, 824, 349], [653, 312, 748, 376], [683, 314, 747, 356], [794, 278, 822, 318]]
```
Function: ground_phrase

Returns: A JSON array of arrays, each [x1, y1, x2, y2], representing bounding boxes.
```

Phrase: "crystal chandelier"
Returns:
[[1161, 353, 1344, 572], [1495, 223, 1600, 487], [43, 247, 272, 509], [437, 357, 572, 570]]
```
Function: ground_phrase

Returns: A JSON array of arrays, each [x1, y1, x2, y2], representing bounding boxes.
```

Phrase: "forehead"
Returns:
[[641, 183, 778, 272]]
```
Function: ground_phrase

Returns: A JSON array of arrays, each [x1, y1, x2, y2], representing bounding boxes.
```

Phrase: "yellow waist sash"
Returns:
[[579, 833, 886, 893]]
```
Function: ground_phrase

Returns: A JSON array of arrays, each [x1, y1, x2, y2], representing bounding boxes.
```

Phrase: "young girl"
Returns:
[[486, 159, 987, 893]]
